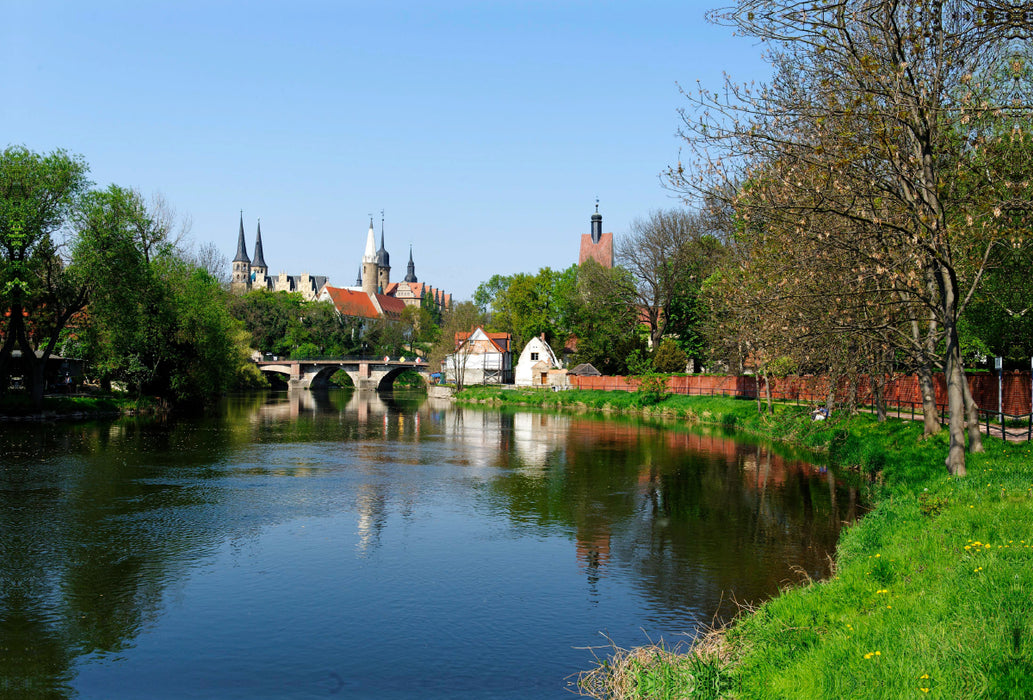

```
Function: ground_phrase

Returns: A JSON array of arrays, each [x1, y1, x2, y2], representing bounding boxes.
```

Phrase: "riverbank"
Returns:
[[0, 393, 162, 420], [457, 386, 1033, 698]]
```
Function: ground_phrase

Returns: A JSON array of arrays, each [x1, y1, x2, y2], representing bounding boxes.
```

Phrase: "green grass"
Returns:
[[0, 392, 148, 417], [457, 387, 1033, 699]]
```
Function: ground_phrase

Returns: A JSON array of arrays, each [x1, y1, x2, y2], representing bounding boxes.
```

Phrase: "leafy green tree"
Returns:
[[474, 266, 581, 351], [74, 187, 253, 405], [564, 260, 646, 375], [0, 146, 90, 405], [617, 209, 726, 355]]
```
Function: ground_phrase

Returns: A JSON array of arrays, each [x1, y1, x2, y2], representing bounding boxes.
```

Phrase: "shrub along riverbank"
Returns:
[[458, 386, 1033, 699]]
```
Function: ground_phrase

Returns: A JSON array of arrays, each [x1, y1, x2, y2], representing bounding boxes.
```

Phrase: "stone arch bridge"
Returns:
[[254, 357, 432, 391]]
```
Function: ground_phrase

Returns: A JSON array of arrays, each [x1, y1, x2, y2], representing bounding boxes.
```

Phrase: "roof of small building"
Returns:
[[455, 327, 511, 353], [569, 363, 601, 376]]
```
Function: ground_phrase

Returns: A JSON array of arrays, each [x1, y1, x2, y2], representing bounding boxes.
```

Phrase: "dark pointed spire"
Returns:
[[355, 265, 363, 286], [404, 244, 418, 283], [252, 219, 268, 269], [375, 217, 390, 267], [590, 198, 602, 244], [233, 211, 250, 263]]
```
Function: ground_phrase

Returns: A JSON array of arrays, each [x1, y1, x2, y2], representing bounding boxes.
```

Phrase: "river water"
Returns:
[[1, 390, 861, 699]]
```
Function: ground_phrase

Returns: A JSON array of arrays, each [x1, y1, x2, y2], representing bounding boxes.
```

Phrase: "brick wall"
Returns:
[[568, 372, 1032, 416]]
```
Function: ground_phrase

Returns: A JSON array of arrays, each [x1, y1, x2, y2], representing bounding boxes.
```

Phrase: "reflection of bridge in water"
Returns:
[[254, 357, 431, 391]]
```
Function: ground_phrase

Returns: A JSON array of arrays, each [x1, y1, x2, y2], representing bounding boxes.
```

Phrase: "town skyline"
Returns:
[[3, 1, 771, 301]]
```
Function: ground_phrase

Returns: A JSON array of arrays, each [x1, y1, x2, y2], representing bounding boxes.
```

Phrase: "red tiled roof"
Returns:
[[322, 286, 380, 320], [578, 232, 614, 268], [455, 327, 512, 353], [375, 293, 407, 320]]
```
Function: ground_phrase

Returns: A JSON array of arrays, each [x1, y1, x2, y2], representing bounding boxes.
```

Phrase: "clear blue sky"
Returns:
[[3, 1, 772, 301]]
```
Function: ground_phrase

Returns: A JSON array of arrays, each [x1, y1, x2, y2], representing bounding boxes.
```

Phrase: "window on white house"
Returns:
[[531, 352, 539, 361]]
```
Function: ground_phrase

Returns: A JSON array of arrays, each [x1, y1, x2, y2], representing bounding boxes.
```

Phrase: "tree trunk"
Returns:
[[916, 364, 941, 436], [763, 372, 773, 415], [825, 374, 837, 414], [962, 371, 985, 453], [944, 344, 968, 476], [873, 374, 887, 422]]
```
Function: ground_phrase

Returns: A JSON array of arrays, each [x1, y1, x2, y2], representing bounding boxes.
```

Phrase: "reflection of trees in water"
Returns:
[[484, 411, 861, 628], [0, 397, 861, 693], [0, 418, 238, 695]]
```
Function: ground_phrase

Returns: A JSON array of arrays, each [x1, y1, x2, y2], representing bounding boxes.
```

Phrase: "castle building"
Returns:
[[231, 212, 451, 318], [578, 203, 614, 268], [230, 213, 328, 300], [345, 217, 452, 313]]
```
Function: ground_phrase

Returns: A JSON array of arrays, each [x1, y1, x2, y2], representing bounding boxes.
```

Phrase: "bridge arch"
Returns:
[[253, 359, 431, 392], [375, 365, 429, 391]]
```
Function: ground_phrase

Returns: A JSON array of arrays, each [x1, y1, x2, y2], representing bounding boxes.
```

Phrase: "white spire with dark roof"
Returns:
[[362, 217, 377, 263]]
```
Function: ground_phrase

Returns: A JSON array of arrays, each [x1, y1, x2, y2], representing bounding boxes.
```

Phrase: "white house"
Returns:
[[515, 335, 562, 387], [443, 327, 513, 385]]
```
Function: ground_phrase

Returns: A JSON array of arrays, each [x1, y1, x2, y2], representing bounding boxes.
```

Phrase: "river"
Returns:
[[0, 389, 861, 698]]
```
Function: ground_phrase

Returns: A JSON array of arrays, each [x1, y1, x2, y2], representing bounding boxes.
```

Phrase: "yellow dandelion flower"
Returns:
[[920, 674, 930, 679]]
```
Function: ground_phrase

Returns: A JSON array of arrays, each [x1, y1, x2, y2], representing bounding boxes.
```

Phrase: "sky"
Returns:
[[2, 0, 773, 301]]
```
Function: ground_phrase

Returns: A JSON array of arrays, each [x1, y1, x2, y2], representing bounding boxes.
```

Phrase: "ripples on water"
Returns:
[[0, 390, 862, 698]]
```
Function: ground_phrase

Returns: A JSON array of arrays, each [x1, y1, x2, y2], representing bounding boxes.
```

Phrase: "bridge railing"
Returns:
[[255, 354, 430, 364]]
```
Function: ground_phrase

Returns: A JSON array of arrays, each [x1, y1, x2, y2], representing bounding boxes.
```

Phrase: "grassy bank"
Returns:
[[0, 392, 158, 419], [458, 387, 1033, 698]]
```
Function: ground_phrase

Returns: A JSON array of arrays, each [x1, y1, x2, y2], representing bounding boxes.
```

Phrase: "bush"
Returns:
[[291, 343, 322, 360], [652, 339, 688, 373]]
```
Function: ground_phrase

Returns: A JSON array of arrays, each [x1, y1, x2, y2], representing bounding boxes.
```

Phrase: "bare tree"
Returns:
[[617, 209, 725, 350], [671, 1, 1031, 476]]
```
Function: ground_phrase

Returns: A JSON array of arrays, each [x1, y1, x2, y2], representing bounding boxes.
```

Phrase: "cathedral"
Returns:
[[230, 214, 327, 300], [231, 213, 451, 319]]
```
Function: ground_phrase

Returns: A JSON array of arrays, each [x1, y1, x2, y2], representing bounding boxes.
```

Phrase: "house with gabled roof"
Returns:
[[443, 327, 513, 385], [515, 335, 563, 387]]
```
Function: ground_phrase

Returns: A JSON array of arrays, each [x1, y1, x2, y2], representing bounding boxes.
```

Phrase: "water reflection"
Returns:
[[0, 391, 861, 699]]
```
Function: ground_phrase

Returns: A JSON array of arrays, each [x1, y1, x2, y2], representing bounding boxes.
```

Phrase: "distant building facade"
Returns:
[[229, 213, 452, 315], [346, 218, 452, 314], [230, 214, 328, 300]]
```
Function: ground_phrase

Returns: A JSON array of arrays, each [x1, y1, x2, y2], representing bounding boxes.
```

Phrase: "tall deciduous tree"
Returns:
[[670, 1, 1031, 475], [564, 260, 647, 375], [0, 146, 90, 405], [617, 209, 725, 355]]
